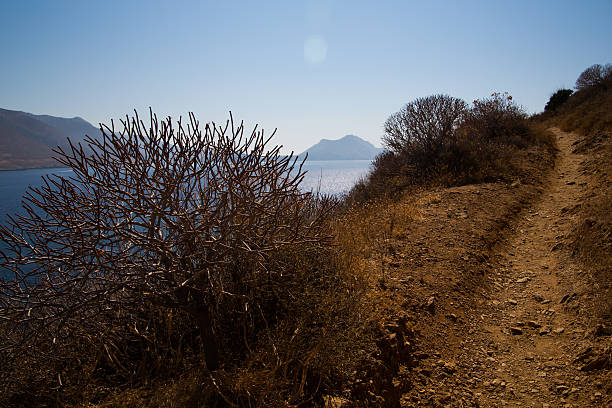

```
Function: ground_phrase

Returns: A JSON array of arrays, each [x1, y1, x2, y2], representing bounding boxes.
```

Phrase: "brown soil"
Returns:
[[373, 129, 610, 407]]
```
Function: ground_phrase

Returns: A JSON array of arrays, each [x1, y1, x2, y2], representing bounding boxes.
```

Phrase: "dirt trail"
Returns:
[[400, 129, 609, 407], [452, 128, 609, 406]]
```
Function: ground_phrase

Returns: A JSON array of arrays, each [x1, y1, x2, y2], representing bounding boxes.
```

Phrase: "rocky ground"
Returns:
[[371, 129, 610, 407]]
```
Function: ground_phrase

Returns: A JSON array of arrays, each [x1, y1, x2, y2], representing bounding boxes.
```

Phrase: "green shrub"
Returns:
[[544, 74, 612, 137]]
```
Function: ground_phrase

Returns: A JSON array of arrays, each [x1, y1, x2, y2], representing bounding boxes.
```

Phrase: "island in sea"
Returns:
[[300, 134, 384, 160]]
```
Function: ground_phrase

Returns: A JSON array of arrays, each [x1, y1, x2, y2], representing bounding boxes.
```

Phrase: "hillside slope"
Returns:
[[391, 129, 610, 407], [385, 85, 612, 407], [0, 108, 98, 170]]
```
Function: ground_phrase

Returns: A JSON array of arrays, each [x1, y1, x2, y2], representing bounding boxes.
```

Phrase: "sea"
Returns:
[[0, 160, 371, 279], [0, 160, 373, 222], [300, 159, 372, 196]]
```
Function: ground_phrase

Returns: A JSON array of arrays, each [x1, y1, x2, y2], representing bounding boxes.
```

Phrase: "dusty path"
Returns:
[[452, 128, 608, 407], [400, 129, 609, 407], [449, 128, 608, 406]]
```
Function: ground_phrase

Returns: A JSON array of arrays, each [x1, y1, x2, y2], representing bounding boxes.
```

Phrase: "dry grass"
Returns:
[[333, 196, 417, 287], [539, 81, 612, 319], [58, 196, 418, 408], [541, 79, 612, 137]]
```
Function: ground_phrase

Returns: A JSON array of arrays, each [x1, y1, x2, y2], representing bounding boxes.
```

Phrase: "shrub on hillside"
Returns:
[[575, 63, 612, 91], [461, 92, 530, 145], [0, 111, 375, 405], [543, 70, 612, 137], [545, 89, 574, 112], [352, 94, 468, 198], [348, 93, 551, 202], [382, 94, 468, 154]]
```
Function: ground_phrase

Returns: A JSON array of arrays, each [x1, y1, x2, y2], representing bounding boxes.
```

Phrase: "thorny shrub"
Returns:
[[0, 111, 377, 406]]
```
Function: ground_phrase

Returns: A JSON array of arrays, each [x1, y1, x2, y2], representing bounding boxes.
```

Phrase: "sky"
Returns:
[[1, 0, 611, 153]]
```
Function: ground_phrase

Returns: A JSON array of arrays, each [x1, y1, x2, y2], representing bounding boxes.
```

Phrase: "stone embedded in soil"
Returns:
[[442, 361, 457, 374], [527, 321, 542, 328], [425, 296, 436, 313], [510, 327, 524, 335], [556, 385, 570, 394], [539, 327, 551, 335], [508, 299, 518, 305], [516, 277, 530, 283], [533, 292, 545, 302], [553, 327, 565, 334]]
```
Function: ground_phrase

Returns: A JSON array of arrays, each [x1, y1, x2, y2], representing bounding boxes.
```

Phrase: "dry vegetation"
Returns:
[[570, 132, 612, 318], [0, 111, 366, 407], [349, 93, 555, 202], [1, 81, 592, 407], [538, 63, 612, 138], [539, 65, 612, 319]]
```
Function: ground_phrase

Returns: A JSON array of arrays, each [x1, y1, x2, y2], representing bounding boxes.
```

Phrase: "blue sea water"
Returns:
[[0, 167, 74, 222], [0, 160, 372, 222], [300, 159, 373, 196]]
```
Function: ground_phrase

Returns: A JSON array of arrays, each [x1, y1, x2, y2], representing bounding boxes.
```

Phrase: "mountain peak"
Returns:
[[301, 135, 383, 160]]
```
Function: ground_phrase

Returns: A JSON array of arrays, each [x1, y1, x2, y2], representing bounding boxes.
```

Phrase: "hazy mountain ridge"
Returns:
[[0, 108, 98, 170], [300, 134, 384, 160]]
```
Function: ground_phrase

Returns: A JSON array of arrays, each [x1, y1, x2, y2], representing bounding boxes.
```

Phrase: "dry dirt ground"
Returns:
[[374, 129, 610, 407]]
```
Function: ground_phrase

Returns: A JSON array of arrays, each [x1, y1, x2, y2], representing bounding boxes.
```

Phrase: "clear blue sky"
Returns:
[[1, 0, 611, 153]]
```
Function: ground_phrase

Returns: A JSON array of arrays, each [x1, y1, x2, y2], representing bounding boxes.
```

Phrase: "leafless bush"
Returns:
[[461, 92, 529, 144], [575, 63, 612, 91], [0, 110, 335, 399], [347, 93, 551, 203], [383, 94, 467, 154]]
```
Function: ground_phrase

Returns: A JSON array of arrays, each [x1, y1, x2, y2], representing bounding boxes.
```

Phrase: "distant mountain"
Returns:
[[0, 108, 99, 170], [301, 134, 384, 160]]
